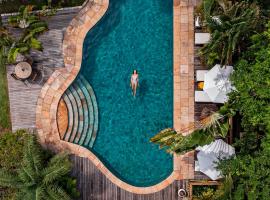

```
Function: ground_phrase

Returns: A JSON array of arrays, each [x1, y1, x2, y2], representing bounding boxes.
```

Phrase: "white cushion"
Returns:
[[195, 33, 211, 44], [195, 91, 212, 102], [196, 70, 208, 81]]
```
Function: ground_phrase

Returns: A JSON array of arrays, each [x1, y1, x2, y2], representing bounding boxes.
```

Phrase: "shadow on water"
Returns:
[[137, 79, 148, 100]]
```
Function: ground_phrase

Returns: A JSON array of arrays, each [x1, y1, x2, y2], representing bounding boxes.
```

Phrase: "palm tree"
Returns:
[[150, 112, 229, 154], [200, 0, 260, 65], [0, 135, 75, 200]]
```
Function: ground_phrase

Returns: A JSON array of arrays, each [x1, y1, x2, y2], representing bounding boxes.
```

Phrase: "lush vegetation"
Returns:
[[2, 5, 49, 63], [0, 131, 79, 200], [150, 111, 232, 154], [212, 25, 270, 200], [0, 0, 85, 14], [0, 55, 10, 130], [199, 0, 262, 66], [0, 130, 31, 170], [151, 0, 270, 199]]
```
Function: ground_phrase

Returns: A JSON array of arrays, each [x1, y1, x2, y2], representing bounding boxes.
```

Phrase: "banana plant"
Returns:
[[200, 0, 261, 66], [8, 5, 48, 32], [150, 112, 230, 154], [3, 5, 49, 63]]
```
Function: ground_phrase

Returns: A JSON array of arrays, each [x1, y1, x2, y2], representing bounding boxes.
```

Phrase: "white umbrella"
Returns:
[[203, 64, 233, 103], [196, 139, 235, 180]]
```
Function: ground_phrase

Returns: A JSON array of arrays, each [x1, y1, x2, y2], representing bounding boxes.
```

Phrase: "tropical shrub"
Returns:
[[150, 112, 230, 154], [229, 24, 270, 134], [0, 130, 30, 170], [0, 5, 49, 63], [212, 22, 270, 200], [216, 149, 270, 200], [0, 133, 79, 200], [6, 5, 48, 63], [200, 0, 261, 66]]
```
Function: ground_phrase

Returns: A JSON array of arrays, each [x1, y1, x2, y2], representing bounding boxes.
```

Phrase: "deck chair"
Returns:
[[196, 70, 208, 82], [195, 91, 212, 102], [11, 73, 30, 87]]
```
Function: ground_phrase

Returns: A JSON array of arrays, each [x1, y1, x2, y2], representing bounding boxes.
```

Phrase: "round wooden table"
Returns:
[[15, 62, 32, 79]]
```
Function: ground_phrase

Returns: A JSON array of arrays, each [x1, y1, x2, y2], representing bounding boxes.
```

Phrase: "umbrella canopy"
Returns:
[[196, 139, 235, 180], [203, 64, 233, 103]]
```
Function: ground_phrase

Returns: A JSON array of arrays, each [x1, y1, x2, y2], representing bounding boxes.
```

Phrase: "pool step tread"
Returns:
[[80, 76, 99, 147], [62, 94, 73, 141], [76, 78, 95, 145], [73, 80, 91, 145], [65, 88, 79, 142], [69, 85, 84, 144], [59, 75, 99, 149]]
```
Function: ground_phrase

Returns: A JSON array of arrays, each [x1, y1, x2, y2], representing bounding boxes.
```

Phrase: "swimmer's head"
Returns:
[[133, 70, 137, 74]]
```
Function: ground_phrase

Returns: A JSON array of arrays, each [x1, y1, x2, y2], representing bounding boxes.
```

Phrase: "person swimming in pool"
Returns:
[[130, 70, 139, 97]]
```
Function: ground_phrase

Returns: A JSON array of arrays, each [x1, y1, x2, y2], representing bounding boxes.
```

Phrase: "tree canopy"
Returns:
[[0, 132, 79, 200]]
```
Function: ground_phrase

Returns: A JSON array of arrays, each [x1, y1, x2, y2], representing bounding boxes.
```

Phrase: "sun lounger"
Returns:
[[195, 91, 212, 102], [196, 70, 208, 82], [195, 33, 210, 45]]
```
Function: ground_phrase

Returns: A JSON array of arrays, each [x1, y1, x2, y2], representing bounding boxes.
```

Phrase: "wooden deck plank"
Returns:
[[4, 8, 80, 131], [70, 155, 189, 200]]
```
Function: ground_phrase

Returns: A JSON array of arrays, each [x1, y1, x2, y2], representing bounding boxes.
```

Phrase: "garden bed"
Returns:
[[0, 57, 11, 131], [0, 0, 85, 14]]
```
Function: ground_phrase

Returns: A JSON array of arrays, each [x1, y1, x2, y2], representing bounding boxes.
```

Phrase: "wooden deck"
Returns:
[[2, 8, 80, 131], [194, 38, 219, 121], [71, 155, 189, 200]]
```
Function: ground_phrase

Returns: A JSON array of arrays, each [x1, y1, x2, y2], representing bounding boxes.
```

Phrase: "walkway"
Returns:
[[3, 8, 80, 131]]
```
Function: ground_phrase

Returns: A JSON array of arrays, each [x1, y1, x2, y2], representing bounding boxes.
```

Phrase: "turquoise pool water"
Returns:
[[80, 0, 173, 186]]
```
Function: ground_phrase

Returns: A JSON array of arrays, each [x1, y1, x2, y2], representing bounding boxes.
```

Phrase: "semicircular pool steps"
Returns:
[[80, 76, 99, 147], [58, 75, 99, 148]]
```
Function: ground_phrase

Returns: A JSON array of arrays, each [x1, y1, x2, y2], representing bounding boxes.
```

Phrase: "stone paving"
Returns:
[[36, 0, 200, 194]]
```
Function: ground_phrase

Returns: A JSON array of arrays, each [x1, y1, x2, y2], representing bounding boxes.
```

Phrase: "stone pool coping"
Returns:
[[36, 0, 195, 194]]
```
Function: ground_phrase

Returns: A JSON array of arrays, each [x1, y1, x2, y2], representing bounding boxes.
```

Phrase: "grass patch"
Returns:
[[0, 56, 11, 131], [0, 0, 85, 14]]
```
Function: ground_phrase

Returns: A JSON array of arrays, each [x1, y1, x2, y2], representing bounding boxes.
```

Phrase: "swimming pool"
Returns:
[[70, 0, 173, 186]]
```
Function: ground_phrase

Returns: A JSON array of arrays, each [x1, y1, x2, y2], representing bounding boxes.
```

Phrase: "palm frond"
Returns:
[[42, 153, 71, 185], [7, 47, 19, 63], [23, 135, 43, 176], [0, 169, 22, 188], [29, 38, 43, 51], [47, 185, 72, 200], [35, 186, 47, 200]]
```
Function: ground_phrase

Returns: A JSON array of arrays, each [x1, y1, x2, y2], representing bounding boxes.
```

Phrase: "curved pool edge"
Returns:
[[36, 0, 177, 194]]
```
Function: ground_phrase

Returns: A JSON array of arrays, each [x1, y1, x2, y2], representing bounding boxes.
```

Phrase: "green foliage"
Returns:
[[0, 5, 49, 63], [217, 150, 270, 200], [229, 25, 270, 134], [0, 0, 84, 14], [0, 54, 10, 130], [150, 112, 230, 154], [209, 21, 270, 200], [200, 0, 261, 65], [193, 187, 218, 200], [0, 130, 30, 170], [150, 128, 215, 154], [0, 133, 79, 199]]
